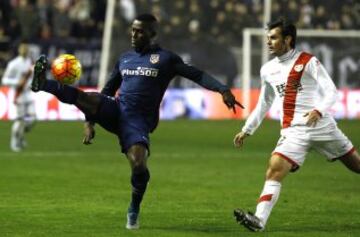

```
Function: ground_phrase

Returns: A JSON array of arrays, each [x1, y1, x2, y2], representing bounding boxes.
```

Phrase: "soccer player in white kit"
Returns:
[[233, 18, 360, 231], [1, 42, 35, 152]]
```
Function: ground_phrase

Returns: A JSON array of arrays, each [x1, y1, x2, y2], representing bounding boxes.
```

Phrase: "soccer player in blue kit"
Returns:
[[31, 13, 243, 229]]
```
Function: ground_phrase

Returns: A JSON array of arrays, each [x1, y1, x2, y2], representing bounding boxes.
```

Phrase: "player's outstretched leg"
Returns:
[[234, 209, 264, 232], [31, 55, 101, 116]]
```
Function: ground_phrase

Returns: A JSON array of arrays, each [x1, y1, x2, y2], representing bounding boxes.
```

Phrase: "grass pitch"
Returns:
[[0, 119, 359, 237]]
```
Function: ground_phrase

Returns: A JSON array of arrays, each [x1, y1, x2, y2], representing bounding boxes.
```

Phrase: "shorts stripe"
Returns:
[[273, 152, 300, 172]]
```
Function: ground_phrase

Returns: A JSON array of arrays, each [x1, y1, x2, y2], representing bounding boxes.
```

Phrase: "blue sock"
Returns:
[[44, 80, 79, 104], [129, 169, 150, 213]]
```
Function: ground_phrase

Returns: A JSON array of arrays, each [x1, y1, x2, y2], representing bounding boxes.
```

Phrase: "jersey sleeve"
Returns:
[[172, 54, 229, 93], [306, 57, 337, 115], [241, 76, 275, 135], [100, 60, 122, 96]]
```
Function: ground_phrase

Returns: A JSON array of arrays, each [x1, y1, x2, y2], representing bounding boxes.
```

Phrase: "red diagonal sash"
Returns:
[[282, 52, 313, 128]]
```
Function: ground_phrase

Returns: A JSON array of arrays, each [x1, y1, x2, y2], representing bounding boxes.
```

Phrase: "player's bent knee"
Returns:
[[127, 144, 148, 173], [266, 155, 292, 181]]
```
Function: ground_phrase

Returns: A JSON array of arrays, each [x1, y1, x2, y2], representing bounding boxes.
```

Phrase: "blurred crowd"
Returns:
[[1, 0, 360, 46], [0, 0, 105, 42]]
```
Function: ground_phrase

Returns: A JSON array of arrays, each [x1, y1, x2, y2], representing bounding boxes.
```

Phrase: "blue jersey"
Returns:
[[101, 45, 228, 132]]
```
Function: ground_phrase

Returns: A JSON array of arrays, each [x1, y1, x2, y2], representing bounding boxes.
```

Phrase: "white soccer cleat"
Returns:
[[11, 138, 23, 152], [126, 212, 139, 230]]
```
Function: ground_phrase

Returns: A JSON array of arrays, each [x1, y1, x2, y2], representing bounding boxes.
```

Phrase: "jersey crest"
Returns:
[[294, 64, 304, 72], [150, 54, 160, 64]]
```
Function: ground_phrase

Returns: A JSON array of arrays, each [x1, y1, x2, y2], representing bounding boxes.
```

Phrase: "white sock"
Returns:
[[255, 180, 281, 227], [11, 120, 25, 151]]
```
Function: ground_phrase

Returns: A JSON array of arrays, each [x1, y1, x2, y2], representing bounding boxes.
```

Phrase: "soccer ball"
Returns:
[[51, 54, 82, 84]]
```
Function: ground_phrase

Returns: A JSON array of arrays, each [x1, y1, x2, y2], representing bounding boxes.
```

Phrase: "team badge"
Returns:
[[150, 54, 160, 64], [294, 64, 304, 72]]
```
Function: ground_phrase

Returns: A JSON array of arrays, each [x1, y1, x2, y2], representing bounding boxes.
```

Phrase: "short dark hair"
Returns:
[[135, 13, 158, 36], [267, 17, 297, 48], [135, 13, 158, 24]]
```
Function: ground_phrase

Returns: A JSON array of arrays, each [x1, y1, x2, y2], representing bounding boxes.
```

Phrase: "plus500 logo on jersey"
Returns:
[[121, 67, 159, 77]]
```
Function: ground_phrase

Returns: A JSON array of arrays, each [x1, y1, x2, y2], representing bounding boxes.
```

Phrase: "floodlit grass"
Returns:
[[0, 120, 359, 237]]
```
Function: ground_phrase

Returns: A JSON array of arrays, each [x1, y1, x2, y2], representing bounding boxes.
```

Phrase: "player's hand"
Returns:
[[221, 90, 244, 113], [304, 110, 322, 127], [233, 131, 250, 148], [83, 122, 95, 145]]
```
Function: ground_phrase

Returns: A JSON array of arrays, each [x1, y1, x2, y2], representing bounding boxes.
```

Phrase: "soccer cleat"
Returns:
[[126, 211, 139, 230], [234, 209, 264, 232], [31, 55, 48, 92], [10, 144, 22, 152]]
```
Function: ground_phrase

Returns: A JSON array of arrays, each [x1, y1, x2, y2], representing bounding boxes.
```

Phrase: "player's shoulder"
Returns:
[[9, 56, 22, 64], [154, 47, 183, 64], [115, 51, 136, 65], [296, 51, 322, 70], [298, 50, 314, 58], [155, 47, 179, 58], [120, 50, 134, 59], [6, 56, 23, 68]]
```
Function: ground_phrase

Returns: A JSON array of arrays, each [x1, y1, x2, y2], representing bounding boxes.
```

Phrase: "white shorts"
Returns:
[[16, 101, 35, 121], [273, 126, 354, 171]]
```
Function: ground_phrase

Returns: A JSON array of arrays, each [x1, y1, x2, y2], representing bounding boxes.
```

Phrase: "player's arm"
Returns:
[[234, 79, 275, 148], [304, 57, 337, 127], [14, 68, 32, 103], [1, 63, 19, 87], [100, 60, 122, 96], [173, 56, 243, 113]]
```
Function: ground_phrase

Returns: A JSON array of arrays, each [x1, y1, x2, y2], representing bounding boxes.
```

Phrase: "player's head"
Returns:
[[17, 41, 29, 58], [131, 13, 158, 52], [266, 18, 297, 56]]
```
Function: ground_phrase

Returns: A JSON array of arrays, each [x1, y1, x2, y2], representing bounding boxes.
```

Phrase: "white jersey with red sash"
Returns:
[[242, 49, 338, 137]]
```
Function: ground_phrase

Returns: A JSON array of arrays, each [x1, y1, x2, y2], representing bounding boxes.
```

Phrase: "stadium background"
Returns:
[[0, 1, 360, 237], [1, 0, 360, 120]]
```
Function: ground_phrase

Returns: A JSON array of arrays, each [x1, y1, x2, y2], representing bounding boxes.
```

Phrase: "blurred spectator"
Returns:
[[37, 0, 52, 25], [119, 0, 136, 23], [39, 23, 52, 40], [69, 0, 95, 39], [52, 1, 72, 39], [14, 0, 41, 40], [0, 0, 359, 45], [297, 0, 313, 28], [313, 5, 328, 29]]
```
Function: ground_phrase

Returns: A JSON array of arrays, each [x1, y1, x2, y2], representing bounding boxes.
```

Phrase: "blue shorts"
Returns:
[[87, 94, 150, 154]]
